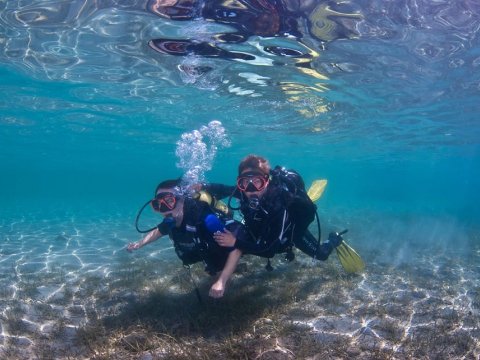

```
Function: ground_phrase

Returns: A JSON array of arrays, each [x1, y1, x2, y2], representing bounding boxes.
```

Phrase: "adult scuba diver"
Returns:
[[202, 154, 363, 271], [128, 178, 243, 298]]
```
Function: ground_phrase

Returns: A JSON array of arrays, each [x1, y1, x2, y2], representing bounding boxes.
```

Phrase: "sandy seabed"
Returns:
[[1, 217, 479, 359]]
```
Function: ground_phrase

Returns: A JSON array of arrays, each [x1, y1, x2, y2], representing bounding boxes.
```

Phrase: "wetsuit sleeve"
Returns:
[[157, 218, 175, 234], [203, 183, 237, 199]]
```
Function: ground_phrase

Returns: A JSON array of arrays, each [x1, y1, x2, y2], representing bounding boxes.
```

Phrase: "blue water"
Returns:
[[1, 0, 480, 358]]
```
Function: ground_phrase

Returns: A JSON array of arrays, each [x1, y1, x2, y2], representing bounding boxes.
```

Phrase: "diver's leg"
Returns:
[[294, 230, 334, 261]]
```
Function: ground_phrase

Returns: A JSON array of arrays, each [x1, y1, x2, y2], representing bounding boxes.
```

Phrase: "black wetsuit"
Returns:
[[157, 197, 240, 274], [206, 169, 335, 260]]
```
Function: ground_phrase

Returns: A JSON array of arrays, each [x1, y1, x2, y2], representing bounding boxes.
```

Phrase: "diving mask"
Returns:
[[237, 172, 269, 192], [151, 192, 177, 212]]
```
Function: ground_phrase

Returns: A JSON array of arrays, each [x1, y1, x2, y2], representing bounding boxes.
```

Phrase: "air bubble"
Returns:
[[175, 120, 231, 186]]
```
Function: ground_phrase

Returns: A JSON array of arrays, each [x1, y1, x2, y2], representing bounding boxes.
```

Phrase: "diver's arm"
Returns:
[[209, 249, 242, 298], [127, 228, 164, 251], [214, 226, 277, 255], [128, 216, 174, 252], [214, 229, 269, 254]]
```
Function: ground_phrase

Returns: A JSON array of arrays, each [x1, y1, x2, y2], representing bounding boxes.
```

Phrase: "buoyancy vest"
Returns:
[[161, 192, 232, 267]]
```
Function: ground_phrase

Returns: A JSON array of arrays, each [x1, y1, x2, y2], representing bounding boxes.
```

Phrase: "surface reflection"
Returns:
[[147, 0, 362, 67], [147, 0, 362, 105]]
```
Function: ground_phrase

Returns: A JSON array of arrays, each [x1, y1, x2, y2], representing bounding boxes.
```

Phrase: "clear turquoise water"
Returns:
[[1, 1, 480, 357], [1, 0, 480, 287]]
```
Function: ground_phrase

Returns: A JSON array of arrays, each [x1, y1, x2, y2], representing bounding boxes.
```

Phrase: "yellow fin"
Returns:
[[335, 242, 365, 273], [307, 179, 328, 202], [306, 178, 365, 273]]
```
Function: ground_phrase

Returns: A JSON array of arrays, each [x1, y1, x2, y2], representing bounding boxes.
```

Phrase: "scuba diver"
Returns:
[[202, 154, 345, 267], [127, 178, 243, 298]]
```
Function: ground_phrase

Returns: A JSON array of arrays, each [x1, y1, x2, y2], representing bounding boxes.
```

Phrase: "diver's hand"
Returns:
[[327, 232, 343, 248], [127, 242, 141, 252], [213, 229, 236, 247], [209, 279, 226, 298]]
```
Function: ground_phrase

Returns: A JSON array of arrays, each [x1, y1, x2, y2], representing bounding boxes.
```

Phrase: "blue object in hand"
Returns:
[[205, 214, 225, 233]]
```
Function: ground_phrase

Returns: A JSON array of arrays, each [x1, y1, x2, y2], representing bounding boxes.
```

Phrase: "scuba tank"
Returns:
[[195, 190, 231, 217]]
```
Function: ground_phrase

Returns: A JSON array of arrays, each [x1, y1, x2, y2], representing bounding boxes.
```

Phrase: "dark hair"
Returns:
[[155, 178, 182, 196], [238, 154, 270, 176]]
